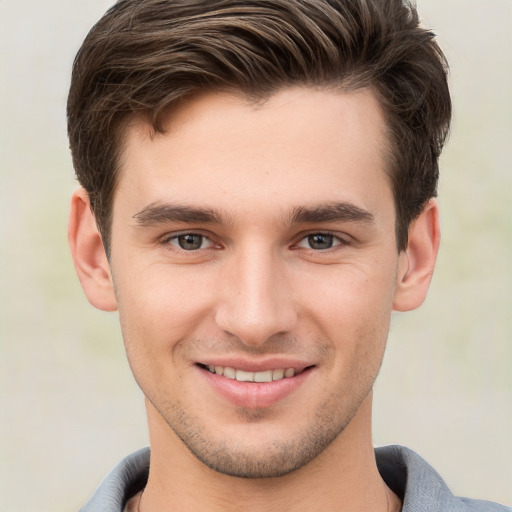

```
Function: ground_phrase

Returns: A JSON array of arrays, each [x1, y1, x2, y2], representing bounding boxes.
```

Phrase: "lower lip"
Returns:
[[199, 367, 313, 409]]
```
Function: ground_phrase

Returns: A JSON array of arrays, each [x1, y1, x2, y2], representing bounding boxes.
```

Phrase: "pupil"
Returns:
[[179, 234, 202, 250], [309, 234, 333, 250]]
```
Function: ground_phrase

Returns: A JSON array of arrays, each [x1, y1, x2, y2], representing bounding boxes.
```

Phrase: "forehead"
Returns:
[[115, 87, 393, 223]]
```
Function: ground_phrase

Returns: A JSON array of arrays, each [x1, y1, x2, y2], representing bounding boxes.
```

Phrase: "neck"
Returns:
[[139, 394, 399, 512]]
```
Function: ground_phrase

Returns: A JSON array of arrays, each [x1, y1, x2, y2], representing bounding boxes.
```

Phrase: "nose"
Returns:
[[214, 246, 297, 347]]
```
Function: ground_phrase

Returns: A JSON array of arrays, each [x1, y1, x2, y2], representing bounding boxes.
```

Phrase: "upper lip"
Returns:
[[196, 357, 315, 373]]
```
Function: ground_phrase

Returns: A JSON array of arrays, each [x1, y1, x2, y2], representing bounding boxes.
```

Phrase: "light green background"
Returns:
[[1, 1, 511, 510]]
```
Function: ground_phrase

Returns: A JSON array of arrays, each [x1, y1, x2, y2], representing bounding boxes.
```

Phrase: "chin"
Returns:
[[163, 401, 358, 479]]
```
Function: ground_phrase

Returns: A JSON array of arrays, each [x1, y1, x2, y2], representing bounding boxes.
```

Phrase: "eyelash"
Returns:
[[159, 231, 216, 252], [159, 231, 351, 253], [293, 231, 351, 252]]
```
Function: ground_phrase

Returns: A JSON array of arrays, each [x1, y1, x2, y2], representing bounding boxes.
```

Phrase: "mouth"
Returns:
[[197, 364, 307, 383], [196, 361, 315, 409]]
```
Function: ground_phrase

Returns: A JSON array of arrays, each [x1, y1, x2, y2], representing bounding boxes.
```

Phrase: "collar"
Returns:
[[80, 445, 509, 512]]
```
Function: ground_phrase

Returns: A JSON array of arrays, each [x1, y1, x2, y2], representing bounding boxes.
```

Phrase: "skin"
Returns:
[[69, 87, 440, 511]]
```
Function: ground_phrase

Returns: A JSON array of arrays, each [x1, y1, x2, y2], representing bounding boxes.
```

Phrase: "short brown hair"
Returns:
[[67, 0, 451, 253]]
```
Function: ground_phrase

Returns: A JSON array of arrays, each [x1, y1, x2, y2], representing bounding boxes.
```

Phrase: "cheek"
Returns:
[[116, 263, 215, 336], [300, 263, 396, 369], [300, 262, 396, 323]]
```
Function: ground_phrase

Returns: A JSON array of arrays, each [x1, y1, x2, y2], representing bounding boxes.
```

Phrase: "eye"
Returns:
[[296, 233, 343, 250], [166, 233, 214, 251]]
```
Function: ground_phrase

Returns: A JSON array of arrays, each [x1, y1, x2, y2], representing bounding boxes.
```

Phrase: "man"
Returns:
[[66, 0, 509, 511]]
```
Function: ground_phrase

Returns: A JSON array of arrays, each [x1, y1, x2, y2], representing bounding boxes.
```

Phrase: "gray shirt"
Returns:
[[80, 445, 510, 511]]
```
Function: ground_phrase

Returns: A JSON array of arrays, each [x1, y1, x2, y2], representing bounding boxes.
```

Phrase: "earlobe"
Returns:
[[68, 188, 118, 312], [393, 199, 441, 312]]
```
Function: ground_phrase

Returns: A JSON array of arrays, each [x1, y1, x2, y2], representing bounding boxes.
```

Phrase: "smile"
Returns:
[[204, 365, 301, 382], [197, 362, 314, 408]]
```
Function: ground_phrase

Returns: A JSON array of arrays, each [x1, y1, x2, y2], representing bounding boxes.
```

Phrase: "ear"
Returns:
[[393, 198, 440, 312], [68, 188, 118, 312]]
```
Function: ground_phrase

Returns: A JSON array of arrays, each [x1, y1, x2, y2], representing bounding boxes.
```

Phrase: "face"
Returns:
[[109, 87, 405, 477]]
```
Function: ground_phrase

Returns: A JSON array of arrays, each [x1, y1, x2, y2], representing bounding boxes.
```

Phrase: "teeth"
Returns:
[[254, 370, 273, 383], [272, 368, 284, 380], [235, 370, 254, 382], [223, 367, 236, 379], [205, 365, 297, 382]]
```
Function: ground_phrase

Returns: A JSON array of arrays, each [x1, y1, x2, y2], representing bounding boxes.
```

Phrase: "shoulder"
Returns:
[[79, 447, 150, 512], [375, 445, 510, 512]]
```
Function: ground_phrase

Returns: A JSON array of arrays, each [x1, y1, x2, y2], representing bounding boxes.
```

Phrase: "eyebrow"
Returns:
[[132, 201, 374, 227], [133, 202, 224, 225], [290, 202, 374, 224]]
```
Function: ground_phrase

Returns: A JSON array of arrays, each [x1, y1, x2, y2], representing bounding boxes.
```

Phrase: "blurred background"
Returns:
[[0, 0, 511, 510]]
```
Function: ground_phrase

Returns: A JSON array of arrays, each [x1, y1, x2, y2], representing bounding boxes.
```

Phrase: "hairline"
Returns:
[[99, 82, 402, 258]]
